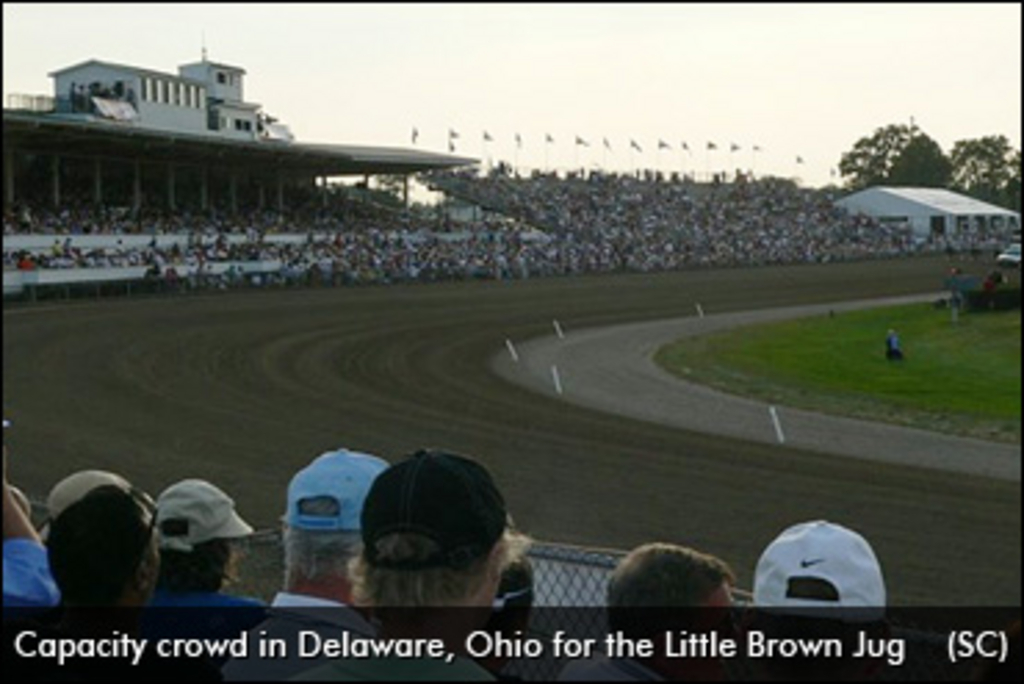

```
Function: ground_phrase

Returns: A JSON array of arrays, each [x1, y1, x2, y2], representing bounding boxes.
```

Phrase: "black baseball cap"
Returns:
[[361, 449, 508, 570]]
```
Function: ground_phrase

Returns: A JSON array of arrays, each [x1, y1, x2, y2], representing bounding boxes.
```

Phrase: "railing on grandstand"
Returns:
[[7, 93, 55, 113]]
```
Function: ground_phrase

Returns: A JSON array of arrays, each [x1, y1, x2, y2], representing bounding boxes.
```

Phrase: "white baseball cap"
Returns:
[[754, 520, 885, 621], [156, 479, 253, 552]]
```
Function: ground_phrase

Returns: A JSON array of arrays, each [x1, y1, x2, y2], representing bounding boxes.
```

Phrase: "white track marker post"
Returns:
[[696, 303, 705, 318], [553, 319, 565, 339], [505, 339, 519, 363], [769, 405, 786, 444], [551, 365, 563, 395]]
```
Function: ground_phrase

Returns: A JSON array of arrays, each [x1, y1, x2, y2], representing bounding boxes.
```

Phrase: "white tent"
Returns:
[[836, 187, 1019, 241]]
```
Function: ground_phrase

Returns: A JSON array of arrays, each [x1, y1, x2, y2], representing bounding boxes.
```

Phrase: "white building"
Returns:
[[49, 57, 293, 142], [836, 186, 1019, 242]]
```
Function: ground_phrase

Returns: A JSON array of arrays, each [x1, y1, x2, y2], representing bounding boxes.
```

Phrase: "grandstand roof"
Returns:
[[3, 110, 477, 176], [837, 186, 1018, 219]]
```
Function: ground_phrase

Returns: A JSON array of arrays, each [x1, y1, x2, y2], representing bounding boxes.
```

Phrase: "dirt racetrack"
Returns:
[[3, 255, 1020, 606]]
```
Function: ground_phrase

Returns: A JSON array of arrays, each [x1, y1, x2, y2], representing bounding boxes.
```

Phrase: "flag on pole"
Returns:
[[411, 127, 418, 144], [545, 133, 554, 144], [515, 133, 522, 148], [603, 137, 612, 151], [449, 128, 460, 140], [483, 131, 493, 142], [575, 135, 589, 147], [753, 145, 762, 152], [449, 140, 455, 153], [681, 141, 690, 152], [796, 155, 805, 164], [730, 143, 741, 152], [707, 141, 717, 150], [658, 140, 671, 150], [630, 139, 642, 152]]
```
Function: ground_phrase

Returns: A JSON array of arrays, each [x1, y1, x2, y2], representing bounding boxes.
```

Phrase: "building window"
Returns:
[[160, 80, 169, 104], [217, 72, 226, 84]]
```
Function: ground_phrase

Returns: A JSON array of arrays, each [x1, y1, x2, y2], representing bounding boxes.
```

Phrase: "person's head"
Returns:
[[350, 449, 529, 610], [607, 543, 735, 680], [43, 469, 134, 537], [479, 555, 536, 676], [46, 484, 159, 607], [282, 448, 389, 594], [749, 520, 888, 680], [155, 479, 254, 593]]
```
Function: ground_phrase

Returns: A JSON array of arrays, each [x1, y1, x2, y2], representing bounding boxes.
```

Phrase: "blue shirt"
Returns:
[[3, 539, 61, 611]]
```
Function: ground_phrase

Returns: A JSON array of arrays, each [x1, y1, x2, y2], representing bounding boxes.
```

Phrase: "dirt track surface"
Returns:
[[3, 256, 1020, 606]]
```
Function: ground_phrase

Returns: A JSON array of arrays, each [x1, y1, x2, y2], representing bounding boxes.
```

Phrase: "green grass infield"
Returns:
[[655, 304, 1021, 443]]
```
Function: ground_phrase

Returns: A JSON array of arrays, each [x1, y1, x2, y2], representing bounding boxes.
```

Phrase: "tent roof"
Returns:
[[838, 186, 1018, 218]]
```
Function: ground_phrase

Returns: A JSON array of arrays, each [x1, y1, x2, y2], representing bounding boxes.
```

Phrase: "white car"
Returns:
[[996, 243, 1021, 268]]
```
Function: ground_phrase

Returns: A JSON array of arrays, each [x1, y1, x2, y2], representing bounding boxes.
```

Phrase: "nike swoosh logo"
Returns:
[[800, 558, 825, 568]]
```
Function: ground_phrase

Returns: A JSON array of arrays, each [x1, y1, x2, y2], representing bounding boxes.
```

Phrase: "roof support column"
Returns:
[[403, 174, 410, 210], [200, 166, 209, 212], [4, 146, 14, 207], [93, 159, 103, 206], [167, 162, 176, 211], [132, 160, 142, 214], [51, 155, 61, 209], [321, 176, 327, 208]]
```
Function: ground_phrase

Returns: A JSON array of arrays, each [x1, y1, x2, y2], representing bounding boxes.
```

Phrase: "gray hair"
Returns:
[[283, 526, 363, 587], [349, 529, 530, 608]]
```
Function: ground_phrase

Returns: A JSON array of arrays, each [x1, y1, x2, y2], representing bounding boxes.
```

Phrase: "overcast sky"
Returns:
[[4, 3, 1021, 188]]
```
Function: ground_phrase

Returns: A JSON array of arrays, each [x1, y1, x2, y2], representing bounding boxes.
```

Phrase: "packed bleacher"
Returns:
[[10, 169, 1012, 299]]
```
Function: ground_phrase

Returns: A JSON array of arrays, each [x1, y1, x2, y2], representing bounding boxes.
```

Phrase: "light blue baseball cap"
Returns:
[[286, 449, 389, 531]]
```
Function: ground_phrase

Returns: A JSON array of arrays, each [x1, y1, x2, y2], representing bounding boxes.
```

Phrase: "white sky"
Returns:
[[4, 3, 1021, 188]]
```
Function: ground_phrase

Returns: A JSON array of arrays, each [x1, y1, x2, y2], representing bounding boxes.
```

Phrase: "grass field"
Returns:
[[656, 304, 1022, 443]]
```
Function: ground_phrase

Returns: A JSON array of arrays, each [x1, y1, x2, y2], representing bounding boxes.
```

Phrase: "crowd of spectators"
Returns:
[[9, 170, 1012, 296], [5, 417, 1020, 680]]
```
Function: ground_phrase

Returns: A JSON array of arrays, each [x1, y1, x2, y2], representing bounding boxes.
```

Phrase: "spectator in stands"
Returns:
[[222, 448, 389, 681], [477, 555, 536, 680], [744, 520, 889, 681], [295, 449, 530, 681], [559, 542, 736, 681], [3, 420, 61, 611], [4, 484, 222, 680]]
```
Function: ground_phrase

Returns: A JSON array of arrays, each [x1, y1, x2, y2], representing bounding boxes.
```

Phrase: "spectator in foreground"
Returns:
[[558, 542, 736, 681], [478, 555, 536, 680], [745, 520, 889, 680], [150, 478, 262, 609], [4, 484, 222, 680], [144, 479, 265, 657], [3, 420, 61, 611], [295, 449, 530, 681], [222, 448, 389, 681], [41, 469, 134, 537]]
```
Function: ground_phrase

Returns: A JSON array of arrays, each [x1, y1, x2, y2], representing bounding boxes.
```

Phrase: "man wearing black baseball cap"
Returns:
[[295, 449, 530, 681]]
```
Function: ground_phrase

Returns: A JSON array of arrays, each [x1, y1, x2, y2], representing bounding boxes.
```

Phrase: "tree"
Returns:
[[838, 124, 913, 190], [1004, 148, 1021, 213], [950, 135, 1017, 207], [889, 134, 951, 188]]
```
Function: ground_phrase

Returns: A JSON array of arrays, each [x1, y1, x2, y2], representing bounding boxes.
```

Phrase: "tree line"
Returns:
[[839, 124, 1021, 212]]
